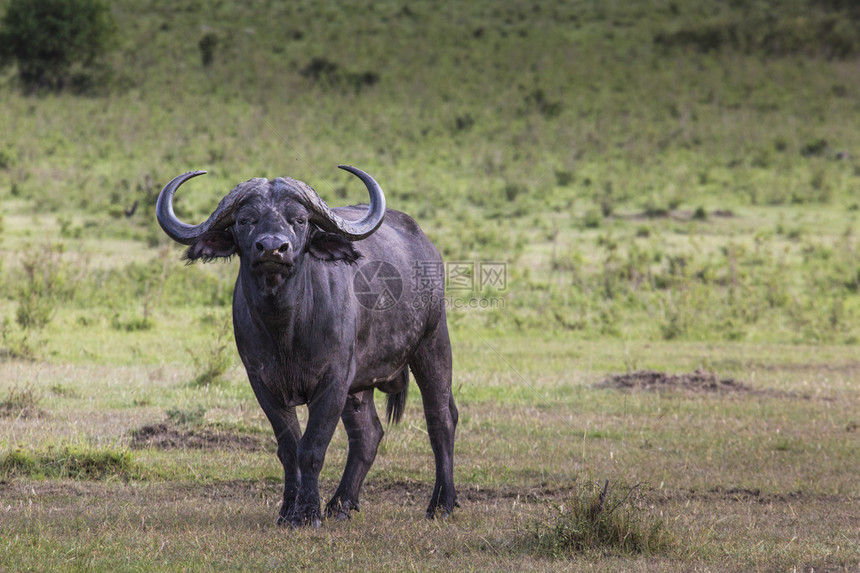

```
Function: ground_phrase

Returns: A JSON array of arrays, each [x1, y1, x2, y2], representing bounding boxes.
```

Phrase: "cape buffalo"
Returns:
[[156, 166, 457, 527]]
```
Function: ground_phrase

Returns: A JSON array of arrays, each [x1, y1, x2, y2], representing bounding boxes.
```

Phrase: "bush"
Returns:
[[166, 405, 208, 426], [0, 383, 42, 418], [0, 0, 116, 92], [300, 57, 380, 94], [653, 6, 860, 59], [531, 480, 671, 557], [198, 32, 219, 67], [0, 446, 133, 480], [13, 243, 73, 330]]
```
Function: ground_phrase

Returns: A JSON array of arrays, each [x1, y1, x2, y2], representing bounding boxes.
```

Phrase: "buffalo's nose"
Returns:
[[255, 236, 290, 254]]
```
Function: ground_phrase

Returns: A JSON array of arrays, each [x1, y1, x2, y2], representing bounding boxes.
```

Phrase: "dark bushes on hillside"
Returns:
[[300, 57, 380, 94], [0, 0, 116, 92], [654, 8, 860, 59]]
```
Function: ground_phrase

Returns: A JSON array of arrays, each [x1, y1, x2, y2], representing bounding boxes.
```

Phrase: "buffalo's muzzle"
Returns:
[[255, 235, 290, 256], [253, 235, 294, 272]]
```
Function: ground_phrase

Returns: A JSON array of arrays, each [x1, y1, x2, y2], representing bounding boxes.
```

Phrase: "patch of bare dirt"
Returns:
[[364, 480, 858, 513], [4, 477, 854, 510], [656, 485, 854, 506], [596, 369, 751, 394], [595, 369, 820, 399], [362, 478, 581, 505], [128, 423, 273, 452]]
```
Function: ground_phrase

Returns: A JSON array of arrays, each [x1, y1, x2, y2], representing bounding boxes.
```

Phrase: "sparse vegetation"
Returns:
[[0, 445, 133, 479], [0, 383, 41, 418], [186, 318, 233, 387], [165, 405, 207, 427], [531, 480, 671, 557]]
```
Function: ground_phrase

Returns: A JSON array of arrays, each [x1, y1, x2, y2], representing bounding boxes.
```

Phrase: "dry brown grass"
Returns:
[[1, 338, 858, 571]]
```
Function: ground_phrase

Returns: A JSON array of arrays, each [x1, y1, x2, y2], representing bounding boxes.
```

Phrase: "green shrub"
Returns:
[[1, 449, 36, 474], [13, 243, 73, 330], [653, 6, 860, 59], [300, 57, 380, 94], [166, 405, 208, 426], [555, 170, 574, 187], [524, 88, 563, 118], [583, 209, 603, 229], [0, 0, 116, 92], [0, 446, 133, 479], [110, 313, 154, 332], [198, 32, 219, 67], [531, 480, 671, 557], [0, 318, 37, 361], [0, 383, 42, 418], [187, 319, 233, 386]]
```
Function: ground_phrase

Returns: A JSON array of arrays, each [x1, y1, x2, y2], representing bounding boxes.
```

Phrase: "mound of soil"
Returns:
[[128, 423, 272, 452], [597, 369, 750, 394]]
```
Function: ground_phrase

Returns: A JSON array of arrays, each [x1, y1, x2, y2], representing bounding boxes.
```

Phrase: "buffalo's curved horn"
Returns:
[[156, 170, 253, 245], [157, 166, 386, 245], [301, 165, 386, 240]]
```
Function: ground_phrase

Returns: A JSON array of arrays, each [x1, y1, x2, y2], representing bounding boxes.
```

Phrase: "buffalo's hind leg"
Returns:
[[326, 389, 384, 520], [409, 320, 457, 519]]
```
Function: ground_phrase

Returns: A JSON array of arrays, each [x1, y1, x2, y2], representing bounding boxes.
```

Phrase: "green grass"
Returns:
[[2, 2, 860, 344], [2, 0, 860, 570]]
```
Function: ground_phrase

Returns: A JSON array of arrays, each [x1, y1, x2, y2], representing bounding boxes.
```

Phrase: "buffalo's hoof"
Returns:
[[277, 509, 322, 529], [425, 506, 452, 520], [325, 499, 358, 521], [278, 516, 322, 529], [292, 511, 323, 529], [332, 509, 351, 522], [293, 515, 322, 529]]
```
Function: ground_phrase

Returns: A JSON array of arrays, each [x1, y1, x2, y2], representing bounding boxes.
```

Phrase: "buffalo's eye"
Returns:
[[294, 218, 306, 226], [237, 217, 255, 226]]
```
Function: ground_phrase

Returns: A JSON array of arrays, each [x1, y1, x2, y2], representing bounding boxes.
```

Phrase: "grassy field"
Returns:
[[1, 337, 858, 570], [1, 0, 860, 570]]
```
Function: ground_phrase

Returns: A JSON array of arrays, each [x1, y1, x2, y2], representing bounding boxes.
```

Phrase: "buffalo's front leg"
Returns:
[[247, 378, 302, 525], [286, 382, 346, 528], [326, 389, 384, 520], [272, 407, 302, 525]]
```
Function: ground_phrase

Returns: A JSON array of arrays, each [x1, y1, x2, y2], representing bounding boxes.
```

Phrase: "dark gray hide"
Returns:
[[156, 166, 457, 527]]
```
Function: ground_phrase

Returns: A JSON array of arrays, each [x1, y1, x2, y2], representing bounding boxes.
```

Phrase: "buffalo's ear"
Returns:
[[183, 231, 237, 263], [307, 230, 361, 264]]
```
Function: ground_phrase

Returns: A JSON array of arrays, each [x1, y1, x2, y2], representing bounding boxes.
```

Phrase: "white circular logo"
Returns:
[[353, 261, 403, 310]]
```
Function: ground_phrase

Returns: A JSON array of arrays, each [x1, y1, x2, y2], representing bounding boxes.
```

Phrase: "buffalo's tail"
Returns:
[[385, 367, 409, 424]]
